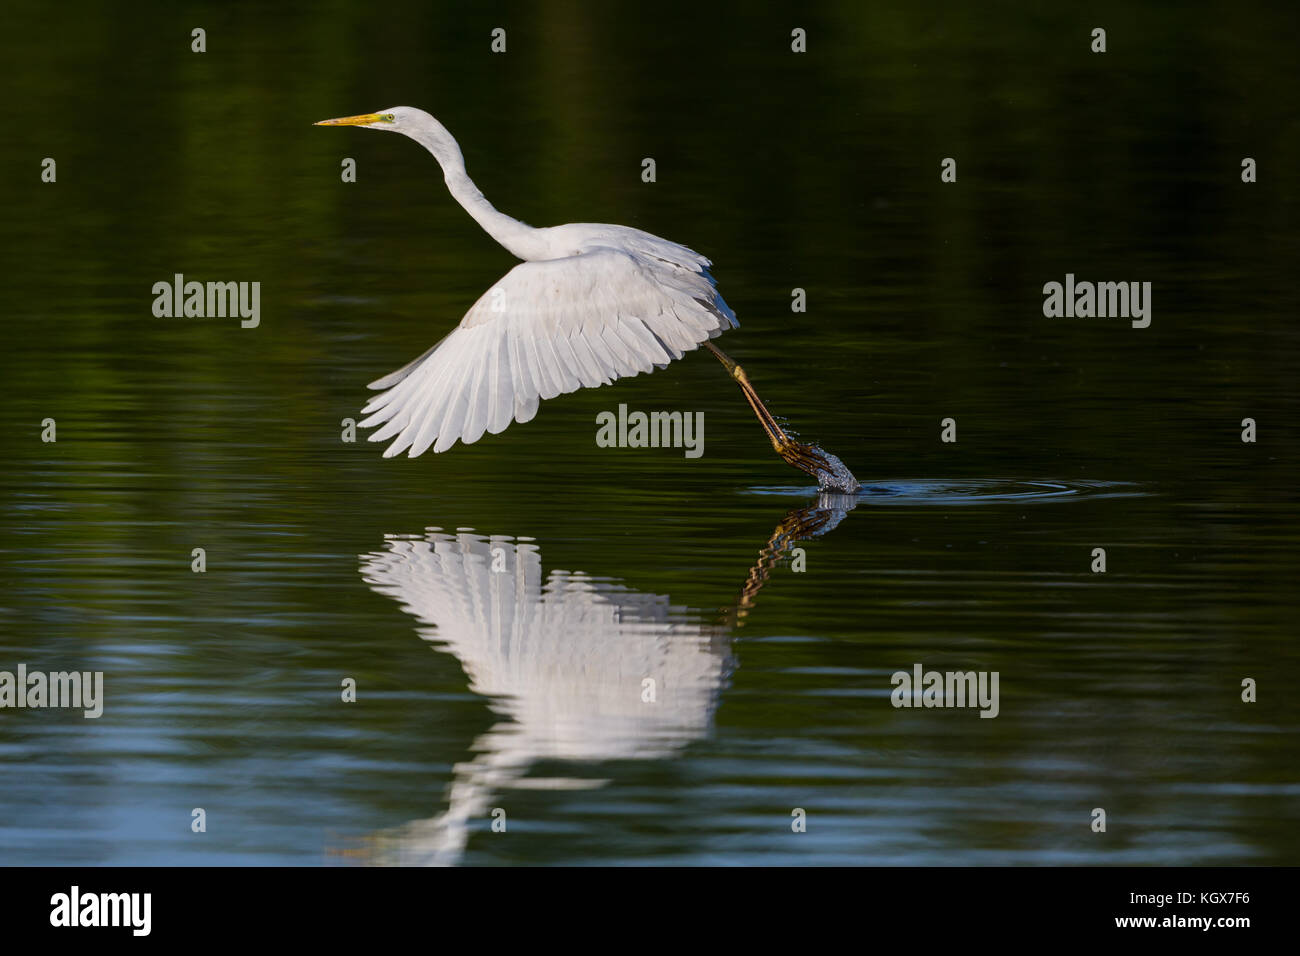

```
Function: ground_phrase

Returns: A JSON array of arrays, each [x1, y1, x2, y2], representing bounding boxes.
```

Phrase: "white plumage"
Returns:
[[359, 239, 736, 456]]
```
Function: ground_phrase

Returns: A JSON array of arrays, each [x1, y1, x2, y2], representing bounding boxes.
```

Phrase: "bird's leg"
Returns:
[[703, 341, 841, 482]]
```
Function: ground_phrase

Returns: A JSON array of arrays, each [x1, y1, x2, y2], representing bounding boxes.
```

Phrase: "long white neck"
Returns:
[[407, 120, 550, 261]]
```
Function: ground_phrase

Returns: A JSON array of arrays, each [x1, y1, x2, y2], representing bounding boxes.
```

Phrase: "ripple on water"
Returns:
[[746, 479, 1146, 505]]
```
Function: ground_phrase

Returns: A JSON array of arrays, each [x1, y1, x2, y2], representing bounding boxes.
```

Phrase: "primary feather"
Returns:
[[360, 235, 737, 457]]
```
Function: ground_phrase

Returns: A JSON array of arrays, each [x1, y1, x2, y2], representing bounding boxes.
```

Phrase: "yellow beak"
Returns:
[[314, 113, 384, 127]]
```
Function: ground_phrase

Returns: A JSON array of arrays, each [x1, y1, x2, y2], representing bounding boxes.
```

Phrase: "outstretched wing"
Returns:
[[359, 247, 737, 457]]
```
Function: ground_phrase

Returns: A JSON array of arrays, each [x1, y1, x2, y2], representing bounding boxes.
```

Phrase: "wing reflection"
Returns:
[[353, 493, 857, 865]]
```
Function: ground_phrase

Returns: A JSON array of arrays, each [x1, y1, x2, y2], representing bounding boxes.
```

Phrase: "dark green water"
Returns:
[[2, 1, 1297, 864]]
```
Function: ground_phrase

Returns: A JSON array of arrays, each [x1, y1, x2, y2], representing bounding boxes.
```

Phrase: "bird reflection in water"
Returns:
[[345, 493, 858, 865]]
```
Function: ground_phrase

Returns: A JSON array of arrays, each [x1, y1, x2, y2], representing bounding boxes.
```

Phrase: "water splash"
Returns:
[[808, 444, 861, 494]]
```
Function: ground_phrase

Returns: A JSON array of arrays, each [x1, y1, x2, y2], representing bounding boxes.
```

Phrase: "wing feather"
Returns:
[[360, 246, 736, 456]]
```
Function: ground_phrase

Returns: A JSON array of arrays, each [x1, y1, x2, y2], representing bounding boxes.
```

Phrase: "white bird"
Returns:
[[315, 106, 858, 491]]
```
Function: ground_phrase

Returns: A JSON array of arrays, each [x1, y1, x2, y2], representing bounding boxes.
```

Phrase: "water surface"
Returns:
[[1, 1, 1297, 865]]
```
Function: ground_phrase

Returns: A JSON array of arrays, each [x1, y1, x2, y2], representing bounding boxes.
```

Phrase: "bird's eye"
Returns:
[[383, 114, 396, 123]]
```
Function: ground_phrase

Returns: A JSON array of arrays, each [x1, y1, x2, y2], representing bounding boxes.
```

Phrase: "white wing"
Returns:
[[358, 246, 737, 457]]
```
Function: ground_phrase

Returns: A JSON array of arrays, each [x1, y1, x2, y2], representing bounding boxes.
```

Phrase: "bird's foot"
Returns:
[[778, 438, 861, 494]]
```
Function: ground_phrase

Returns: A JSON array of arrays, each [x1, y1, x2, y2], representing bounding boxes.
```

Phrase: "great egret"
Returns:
[[316, 107, 859, 492]]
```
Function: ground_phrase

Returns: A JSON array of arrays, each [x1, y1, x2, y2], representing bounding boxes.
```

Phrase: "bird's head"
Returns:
[[315, 105, 463, 174], [313, 106, 432, 133]]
